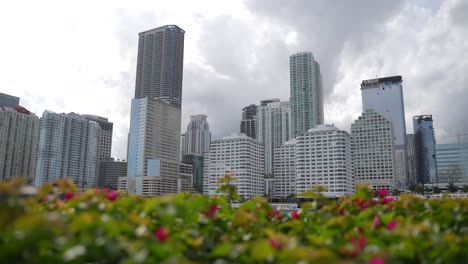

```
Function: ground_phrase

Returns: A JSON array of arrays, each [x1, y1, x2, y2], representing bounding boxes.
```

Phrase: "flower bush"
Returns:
[[0, 178, 467, 263]]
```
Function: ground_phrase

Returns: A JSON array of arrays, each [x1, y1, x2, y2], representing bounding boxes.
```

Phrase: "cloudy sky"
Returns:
[[1, 0, 467, 159]]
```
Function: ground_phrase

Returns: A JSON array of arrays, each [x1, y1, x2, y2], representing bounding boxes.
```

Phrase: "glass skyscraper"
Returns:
[[436, 143, 468, 184], [0, 92, 20, 107], [413, 115, 437, 184], [289, 52, 324, 138]]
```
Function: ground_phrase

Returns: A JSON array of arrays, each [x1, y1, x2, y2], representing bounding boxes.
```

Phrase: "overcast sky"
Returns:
[[1, 0, 467, 159]]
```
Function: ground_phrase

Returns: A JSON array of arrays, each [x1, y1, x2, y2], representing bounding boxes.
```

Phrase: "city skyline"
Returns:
[[1, 0, 467, 160]]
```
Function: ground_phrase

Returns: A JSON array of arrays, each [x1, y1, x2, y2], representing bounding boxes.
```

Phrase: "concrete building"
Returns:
[[207, 133, 264, 199], [273, 139, 297, 198], [361, 76, 407, 188], [134, 25, 185, 108], [99, 158, 127, 190], [0, 106, 39, 181], [82, 115, 113, 161], [0, 93, 20, 107], [256, 100, 292, 176], [181, 115, 211, 157], [413, 115, 437, 184], [240, 104, 257, 139], [182, 154, 204, 193], [35, 111, 100, 189], [406, 134, 416, 189], [436, 143, 468, 184], [289, 52, 324, 138], [351, 109, 396, 191], [126, 97, 181, 195], [296, 125, 353, 198]]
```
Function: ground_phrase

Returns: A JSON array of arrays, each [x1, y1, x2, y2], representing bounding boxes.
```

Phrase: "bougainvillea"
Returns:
[[0, 179, 467, 263]]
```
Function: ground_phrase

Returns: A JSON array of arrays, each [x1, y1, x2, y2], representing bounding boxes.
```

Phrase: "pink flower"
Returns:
[[203, 204, 220, 219], [64, 191, 74, 200], [369, 257, 385, 264], [372, 216, 380, 229], [378, 189, 388, 198], [291, 210, 300, 219], [349, 235, 367, 256], [107, 190, 117, 201], [359, 200, 369, 210], [154, 226, 169, 242], [269, 237, 281, 249], [382, 196, 395, 205], [386, 220, 399, 231], [267, 208, 280, 218], [371, 200, 377, 206]]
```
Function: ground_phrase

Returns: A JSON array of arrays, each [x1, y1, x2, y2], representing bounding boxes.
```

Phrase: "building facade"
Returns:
[[0, 106, 39, 181], [289, 52, 324, 138], [435, 143, 468, 184], [182, 154, 204, 193], [240, 104, 257, 139], [207, 133, 264, 199], [134, 25, 185, 108], [181, 115, 211, 157], [82, 115, 113, 161], [413, 115, 437, 184], [351, 109, 396, 190], [35, 111, 100, 189], [0, 93, 20, 108], [406, 134, 416, 188], [256, 100, 292, 175], [273, 139, 297, 198], [99, 158, 127, 190], [361, 76, 407, 188], [296, 125, 353, 198]]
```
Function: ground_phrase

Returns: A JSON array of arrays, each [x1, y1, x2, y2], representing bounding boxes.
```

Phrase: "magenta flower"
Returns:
[[378, 189, 388, 198], [203, 204, 220, 219], [372, 216, 380, 229], [291, 210, 300, 219], [382, 196, 395, 205], [386, 220, 399, 231], [64, 191, 74, 200], [107, 190, 117, 201], [154, 226, 169, 242], [369, 256, 385, 264], [269, 237, 281, 249]]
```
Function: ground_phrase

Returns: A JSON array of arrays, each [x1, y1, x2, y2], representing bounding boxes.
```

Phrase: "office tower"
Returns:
[[202, 153, 210, 195], [406, 134, 416, 188], [182, 154, 204, 193], [181, 115, 211, 157], [289, 52, 324, 138], [207, 133, 264, 199], [99, 158, 127, 190], [413, 115, 437, 184], [240, 104, 257, 139], [296, 125, 353, 198], [35, 111, 99, 189], [126, 97, 181, 195], [435, 143, 468, 184], [0, 106, 39, 181], [256, 100, 292, 175], [361, 76, 408, 188], [134, 25, 185, 108], [82, 115, 113, 160], [273, 139, 297, 198], [351, 109, 396, 190], [0, 93, 20, 107]]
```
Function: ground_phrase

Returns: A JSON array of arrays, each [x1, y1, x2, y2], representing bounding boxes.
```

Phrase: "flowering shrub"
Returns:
[[0, 178, 467, 263]]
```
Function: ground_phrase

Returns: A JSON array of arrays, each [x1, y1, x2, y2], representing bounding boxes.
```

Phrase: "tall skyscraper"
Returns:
[[256, 100, 292, 175], [0, 106, 39, 181], [0, 93, 20, 107], [435, 143, 468, 184], [182, 154, 204, 193], [207, 133, 264, 199], [413, 115, 437, 184], [296, 125, 354, 198], [289, 52, 324, 138], [134, 25, 185, 108], [406, 134, 416, 188], [35, 111, 100, 189], [273, 139, 297, 198], [240, 104, 257, 139], [82, 115, 113, 161], [351, 109, 396, 190], [181, 115, 211, 157], [361, 76, 407, 188]]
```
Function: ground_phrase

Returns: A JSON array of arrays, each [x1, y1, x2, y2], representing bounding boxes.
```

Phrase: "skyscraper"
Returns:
[[361, 76, 407, 188], [181, 115, 211, 157], [436, 143, 468, 184], [406, 134, 416, 188], [0, 106, 39, 181], [273, 139, 297, 198], [256, 100, 292, 175], [134, 25, 185, 108], [82, 115, 113, 161], [0, 93, 20, 107], [289, 52, 324, 138], [240, 104, 257, 139], [413, 115, 437, 184], [351, 109, 396, 190], [35, 111, 100, 189]]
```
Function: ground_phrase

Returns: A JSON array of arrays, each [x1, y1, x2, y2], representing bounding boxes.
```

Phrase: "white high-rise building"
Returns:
[[35, 111, 100, 189], [361, 76, 407, 188], [273, 139, 297, 198], [181, 115, 211, 157], [207, 133, 264, 199], [296, 125, 354, 197], [351, 109, 396, 190], [257, 100, 292, 175], [0, 106, 39, 181]]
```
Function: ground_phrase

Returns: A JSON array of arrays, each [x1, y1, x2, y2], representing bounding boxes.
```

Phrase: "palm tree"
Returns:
[[446, 183, 458, 193]]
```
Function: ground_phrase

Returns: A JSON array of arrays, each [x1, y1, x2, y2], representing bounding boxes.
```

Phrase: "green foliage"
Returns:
[[215, 173, 241, 203], [0, 179, 467, 263]]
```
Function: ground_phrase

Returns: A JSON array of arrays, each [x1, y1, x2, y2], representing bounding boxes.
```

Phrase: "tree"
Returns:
[[464, 185, 468, 193], [433, 186, 441, 194], [446, 183, 458, 193], [391, 189, 401, 196], [216, 173, 241, 204], [415, 184, 425, 194]]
